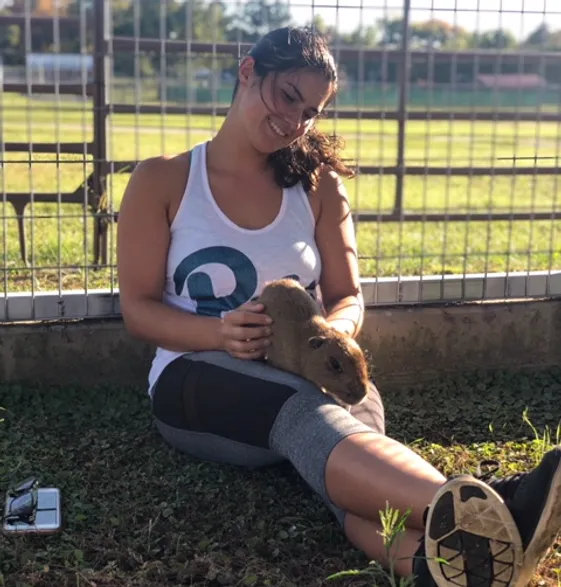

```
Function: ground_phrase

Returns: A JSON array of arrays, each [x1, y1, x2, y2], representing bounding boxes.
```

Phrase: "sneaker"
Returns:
[[412, 533, 438, 587], [475, 446, 561, 587], [413, 475, 523, 587]]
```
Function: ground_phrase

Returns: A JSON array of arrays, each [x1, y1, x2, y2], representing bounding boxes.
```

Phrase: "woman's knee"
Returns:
[[348, 380, 385, 435]]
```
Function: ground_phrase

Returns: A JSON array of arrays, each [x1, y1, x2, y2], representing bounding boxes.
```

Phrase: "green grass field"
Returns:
[[1, 368, 560, 586], [2, 94, 561, 293], [1, 95, 561, 587]]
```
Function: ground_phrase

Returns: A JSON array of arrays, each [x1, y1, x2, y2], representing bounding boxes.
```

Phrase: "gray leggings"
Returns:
[[150, 351, 386, 526]]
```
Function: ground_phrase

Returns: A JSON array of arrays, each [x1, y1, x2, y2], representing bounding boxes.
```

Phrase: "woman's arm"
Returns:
[[313, 168, 364, 338], [117, 155, 224, 352], [117, 154, 272, 358]]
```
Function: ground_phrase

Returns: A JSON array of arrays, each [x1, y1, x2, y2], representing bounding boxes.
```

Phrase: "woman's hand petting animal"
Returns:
[[219, 301, 273, 360]]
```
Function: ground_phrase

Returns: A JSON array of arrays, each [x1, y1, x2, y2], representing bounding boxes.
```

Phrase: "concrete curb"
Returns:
[[1, 298, 560, 391]]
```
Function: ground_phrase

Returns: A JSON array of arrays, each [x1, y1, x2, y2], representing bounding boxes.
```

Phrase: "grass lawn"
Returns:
[[1, 368, 560, 586], [2, 94, 561, 293]]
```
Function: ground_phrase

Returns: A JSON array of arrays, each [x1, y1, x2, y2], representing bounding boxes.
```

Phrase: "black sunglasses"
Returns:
[[3, 476, 40, 525]]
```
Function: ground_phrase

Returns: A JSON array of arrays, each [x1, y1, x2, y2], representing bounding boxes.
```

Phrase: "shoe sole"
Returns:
[[516, 448, 561, 587], [425, 475, 523, 587]]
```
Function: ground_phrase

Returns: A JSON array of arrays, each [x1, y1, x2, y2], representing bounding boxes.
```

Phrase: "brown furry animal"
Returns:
[[258, 278, 371, 406]]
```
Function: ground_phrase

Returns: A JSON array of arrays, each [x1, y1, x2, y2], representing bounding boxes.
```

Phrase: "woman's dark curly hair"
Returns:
[[232, 26, 354, 192]]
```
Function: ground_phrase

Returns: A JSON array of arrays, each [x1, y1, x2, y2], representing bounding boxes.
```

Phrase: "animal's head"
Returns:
[[305, 331, 370, 406]]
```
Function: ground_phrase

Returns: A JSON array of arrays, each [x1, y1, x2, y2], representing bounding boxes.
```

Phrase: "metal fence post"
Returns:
[[394, 0, 411, 217], [92, 0, 108, 267]]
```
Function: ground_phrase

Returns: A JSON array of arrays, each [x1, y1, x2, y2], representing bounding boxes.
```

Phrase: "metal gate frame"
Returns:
[[1, 0, 560, 321]]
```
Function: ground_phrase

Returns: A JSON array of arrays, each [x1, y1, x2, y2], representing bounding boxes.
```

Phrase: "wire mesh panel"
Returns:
[[1, 0, 560, 322]]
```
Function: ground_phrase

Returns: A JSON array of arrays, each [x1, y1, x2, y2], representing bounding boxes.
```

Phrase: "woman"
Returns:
[[117, 26, 560, 587]]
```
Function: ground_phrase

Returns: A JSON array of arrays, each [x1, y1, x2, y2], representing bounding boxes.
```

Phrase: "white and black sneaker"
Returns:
[[412, 475, 524, 587], [476, 446, 561, 586]]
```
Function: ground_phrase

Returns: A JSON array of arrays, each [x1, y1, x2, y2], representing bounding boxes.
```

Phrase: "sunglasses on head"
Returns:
[[3, 476, 40, 525]]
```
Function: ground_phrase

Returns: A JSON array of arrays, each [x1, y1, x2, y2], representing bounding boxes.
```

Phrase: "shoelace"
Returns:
[[474, 459, 526, 502]]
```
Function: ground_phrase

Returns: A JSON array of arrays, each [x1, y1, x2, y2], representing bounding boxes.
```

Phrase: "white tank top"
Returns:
[[147, 141, 323, 394]]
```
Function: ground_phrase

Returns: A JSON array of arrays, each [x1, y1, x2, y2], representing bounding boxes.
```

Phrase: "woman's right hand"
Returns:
[[219, 301, 273, 360]]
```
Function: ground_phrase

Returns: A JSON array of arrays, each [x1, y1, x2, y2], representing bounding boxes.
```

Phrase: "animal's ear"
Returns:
[[309, 336, 327, 349]]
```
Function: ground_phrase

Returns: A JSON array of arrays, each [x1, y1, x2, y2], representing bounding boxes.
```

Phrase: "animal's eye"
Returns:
[[329, 357, 343, 374]]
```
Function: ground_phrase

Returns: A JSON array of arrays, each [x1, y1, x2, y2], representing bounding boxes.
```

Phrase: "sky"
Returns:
[[286, 0, 561, 39]]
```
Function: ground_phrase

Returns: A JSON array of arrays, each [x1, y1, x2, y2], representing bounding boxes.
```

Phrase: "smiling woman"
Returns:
[[116, 25, 561, 587], [225, 27, 354, 193]]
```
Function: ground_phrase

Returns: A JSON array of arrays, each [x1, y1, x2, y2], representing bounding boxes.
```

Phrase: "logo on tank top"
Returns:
[[173, 246, 317, 317]]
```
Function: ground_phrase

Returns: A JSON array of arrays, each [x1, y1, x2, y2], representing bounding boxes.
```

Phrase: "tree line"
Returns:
[[2, 0, 560, 84]]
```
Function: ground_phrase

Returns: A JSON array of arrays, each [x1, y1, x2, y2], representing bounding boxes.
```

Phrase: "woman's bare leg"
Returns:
[[344, 513, 423, 579], [325, 431, 446, 528], [328, 437, 526, 586]]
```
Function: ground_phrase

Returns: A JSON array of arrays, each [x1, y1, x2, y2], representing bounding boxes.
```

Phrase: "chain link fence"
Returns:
[[1, 0, 560, 322]]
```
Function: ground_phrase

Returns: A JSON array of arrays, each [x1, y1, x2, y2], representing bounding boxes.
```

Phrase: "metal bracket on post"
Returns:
[[393, 0, 411, 218]]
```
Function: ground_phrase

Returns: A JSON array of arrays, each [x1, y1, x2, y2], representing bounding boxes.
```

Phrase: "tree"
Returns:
[[522, 23, 550, 48], [376, 17, 403, 47], [345, 24, 379, 48], [34, 0, 72, 14], [472, 28, 517, 50], [227, 0, 292, 43], [306, 14, 335, 43], [545, 30, 561, 51], [0, 21, 21, 65], [411, 19, 471, 50]]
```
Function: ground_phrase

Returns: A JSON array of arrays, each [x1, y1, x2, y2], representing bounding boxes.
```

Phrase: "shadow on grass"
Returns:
[[0, 367, 560, 587]]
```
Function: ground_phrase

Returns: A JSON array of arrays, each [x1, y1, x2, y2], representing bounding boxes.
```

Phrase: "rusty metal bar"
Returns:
[[6, 193, 84, 204], [353, 211, 561, 222], [106, 37, 561, 63], [109, 104, 230, 116], [107, 103, 561, 123], [401, 111, 561, 123], [2, 83, 94, 96], [102, 161, 137, 173], [8, 189, 559, 224], [4, 143, 93, 154], [106, 208, 561, 224], [0, 14, 79, 26], [111, 209, 561, 223], [394, 0, 411, 218], [7, 200, 28, 265], [105, 160, 561, 177], [358, 166, 561, 176]]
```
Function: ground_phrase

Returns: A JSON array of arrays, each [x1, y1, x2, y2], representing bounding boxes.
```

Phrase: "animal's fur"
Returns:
[[258, 278, 370, 406]]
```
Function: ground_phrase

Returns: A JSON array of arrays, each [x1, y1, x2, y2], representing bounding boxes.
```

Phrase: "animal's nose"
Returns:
[[346, 392, 366, 405], [353, 388, 368, 403]]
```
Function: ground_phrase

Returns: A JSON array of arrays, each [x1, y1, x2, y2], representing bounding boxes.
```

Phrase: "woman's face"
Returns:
[[236, 57, 334, 154]]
